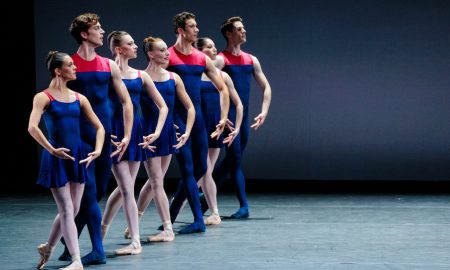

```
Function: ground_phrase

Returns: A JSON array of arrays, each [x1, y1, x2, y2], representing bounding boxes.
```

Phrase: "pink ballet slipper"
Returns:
[[148, 230, 175, 242], [204, 214, 221, 225], [37, 243, 52, 270]]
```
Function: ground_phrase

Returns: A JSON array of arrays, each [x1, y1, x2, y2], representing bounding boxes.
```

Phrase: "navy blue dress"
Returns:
[[37, 91, 91, 188], [200, 75, 224, 148], [110, 71, 147, 163], [141, 72, 178, 158]]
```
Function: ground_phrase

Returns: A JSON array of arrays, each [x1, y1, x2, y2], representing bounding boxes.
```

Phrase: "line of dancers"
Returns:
[[29, 11, 271, 270]]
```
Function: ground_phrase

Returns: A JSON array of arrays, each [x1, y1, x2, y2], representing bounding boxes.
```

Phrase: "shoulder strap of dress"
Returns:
[[43, 90, 55, 101]]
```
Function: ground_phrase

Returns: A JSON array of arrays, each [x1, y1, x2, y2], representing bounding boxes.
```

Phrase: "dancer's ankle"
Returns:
[[131, 234, 141, 248], [71, 253, 81, 263], [163, 220, 173, 232]]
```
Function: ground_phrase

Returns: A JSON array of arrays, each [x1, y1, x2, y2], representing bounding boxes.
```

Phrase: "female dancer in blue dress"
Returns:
[[100, 31, 168, 254], [125, 36, 195, 242], [29, 51, 104, 270], [195, 37, 243, 225]]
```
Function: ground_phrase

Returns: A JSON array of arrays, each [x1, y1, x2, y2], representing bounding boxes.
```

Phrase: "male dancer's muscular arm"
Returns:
[[250, 56, 271, 130]]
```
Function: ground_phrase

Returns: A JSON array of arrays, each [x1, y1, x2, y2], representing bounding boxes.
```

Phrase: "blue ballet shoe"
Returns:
[[178, 221, 206, 234], [58, 248, 71, 261], [81, 250, 106, 265], [230, 207, 249, 219]]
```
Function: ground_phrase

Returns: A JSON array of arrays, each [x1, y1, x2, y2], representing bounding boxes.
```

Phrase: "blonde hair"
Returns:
[[143, 36, 163, 61], [107, 31, 129, 59]]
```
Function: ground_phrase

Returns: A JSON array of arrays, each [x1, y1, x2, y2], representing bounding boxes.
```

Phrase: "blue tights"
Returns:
[[169, 119, 208, 223]]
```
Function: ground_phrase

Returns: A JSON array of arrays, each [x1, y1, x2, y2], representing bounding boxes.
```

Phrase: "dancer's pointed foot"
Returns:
[[148, 230, 175, 242], [230, 207, 249, 219], [81, 250, 106, 265], [205, 213, 221, 225], [178, 221, 206, 234], [37, 243, 53, 270]]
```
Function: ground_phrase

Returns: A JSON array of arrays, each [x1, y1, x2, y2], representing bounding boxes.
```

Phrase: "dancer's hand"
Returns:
[[80, 150, 101, 168], [110, 134, 120, 147], [51, 147, 75, 161], [110, 135, 121, 153], [111, 135, 129, 161], [174, 133, 189, 149], [139, 133, 158, 152], [173, 124, 182, 139], [251, 112, 267, 130], [223, 128, 240, 147], [210, 119, 226, 140], [225, 119, 235, 132]]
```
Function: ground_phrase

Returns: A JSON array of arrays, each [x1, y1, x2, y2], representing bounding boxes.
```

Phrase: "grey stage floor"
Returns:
[[1, 192, 450, 270]]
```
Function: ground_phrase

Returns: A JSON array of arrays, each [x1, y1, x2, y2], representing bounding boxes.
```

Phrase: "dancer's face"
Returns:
[[181, 18, 199, 43], [230, 21, 246, 44], [58, 56, 77, 81], [150, 41, 169, 65], [118, 35, 138, 59], [201, 39, 217, 60], [83, 22, 105, 47]]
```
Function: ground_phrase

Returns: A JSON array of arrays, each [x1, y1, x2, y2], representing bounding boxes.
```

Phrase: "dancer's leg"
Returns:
[[144, 156, 174, 242], [144, 157, 171, 223], [201, 148, 221, 225], [77, 162, 106, 265], [111, 161, 141, 255], [101, 187, 121, 239], [231, 118, 249, 210], [38, 183, 84, 269], [170, 141, 205, 234], [59, 129, 111, 265], [102, 161, 140, 239]]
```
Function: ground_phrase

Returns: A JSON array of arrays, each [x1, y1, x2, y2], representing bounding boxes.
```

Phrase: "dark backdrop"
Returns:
[[11, 0, 450, 193]]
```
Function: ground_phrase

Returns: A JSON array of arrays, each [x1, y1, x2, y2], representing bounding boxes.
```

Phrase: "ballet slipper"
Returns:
[[230, 207, 249, 219], [37, 243, 53, 270], [148, 230, 175, 242], [114, 241, 142, 255], [204, 214, 221, 225], [58, 260, 83, 270], [80, 250, 106, 265], [178, 221, 206, 234]]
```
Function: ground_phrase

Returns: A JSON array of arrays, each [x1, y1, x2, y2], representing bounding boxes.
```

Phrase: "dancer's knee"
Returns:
[[60, 202, 75, 220], [150, 176, 164, 192]]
